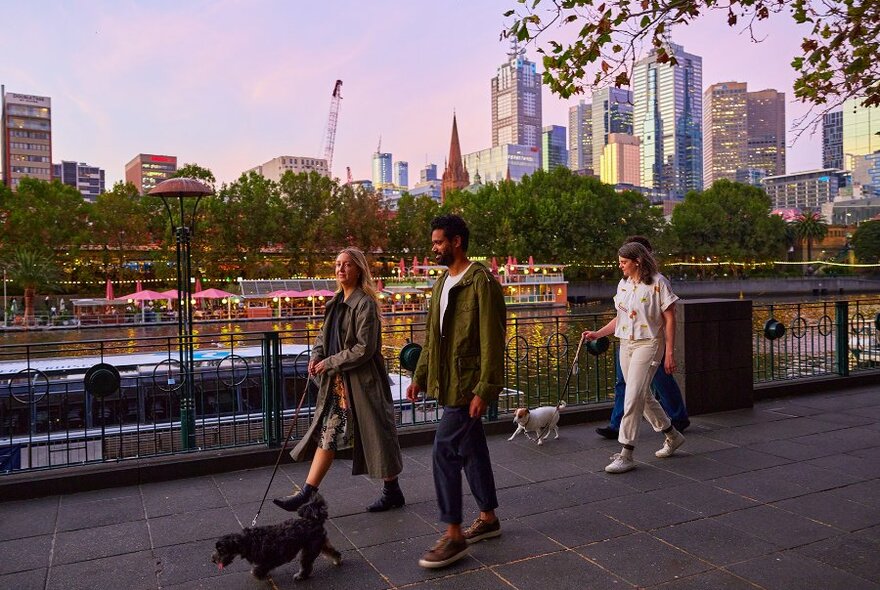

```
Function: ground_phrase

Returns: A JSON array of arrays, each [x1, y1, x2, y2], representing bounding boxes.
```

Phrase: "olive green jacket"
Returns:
[[413, 261, 506, 407]]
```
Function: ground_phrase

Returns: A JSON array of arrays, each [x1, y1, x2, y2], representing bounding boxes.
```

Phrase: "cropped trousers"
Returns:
[[618, 337, 672, 446]]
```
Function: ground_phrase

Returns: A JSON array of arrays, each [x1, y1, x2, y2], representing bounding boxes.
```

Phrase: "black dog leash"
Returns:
[[251, 375, 314, 527]]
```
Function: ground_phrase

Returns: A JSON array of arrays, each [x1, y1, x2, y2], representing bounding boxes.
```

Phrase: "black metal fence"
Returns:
[[2, 298, 878, 474]]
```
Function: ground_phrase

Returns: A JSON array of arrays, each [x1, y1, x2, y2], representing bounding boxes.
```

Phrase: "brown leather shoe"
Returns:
[[417, 536, 468, 569], [462, 517, 501, 544]]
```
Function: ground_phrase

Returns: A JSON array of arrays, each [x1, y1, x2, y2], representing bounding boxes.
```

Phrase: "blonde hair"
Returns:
[[336, 247, 380, 302]]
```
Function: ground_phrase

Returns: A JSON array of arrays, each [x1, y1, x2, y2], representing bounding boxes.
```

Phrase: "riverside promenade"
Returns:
[[1, 384, 879, 589]]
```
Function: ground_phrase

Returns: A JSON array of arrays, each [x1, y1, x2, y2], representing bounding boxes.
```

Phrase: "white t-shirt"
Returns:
[[613, 273, 678, 340], [439, 263, 473, 333]]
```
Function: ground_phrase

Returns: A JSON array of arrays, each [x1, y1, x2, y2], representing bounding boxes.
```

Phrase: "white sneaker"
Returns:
[[655, 430, 685, 458], [605, 453, 635, 473]]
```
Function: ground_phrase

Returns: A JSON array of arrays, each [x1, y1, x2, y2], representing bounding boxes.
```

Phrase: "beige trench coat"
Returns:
[[289, 288, 403, 479]]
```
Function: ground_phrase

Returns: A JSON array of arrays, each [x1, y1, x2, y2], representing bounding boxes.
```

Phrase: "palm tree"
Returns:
[[790, 211, 829, 263], [5, 249, 58, 326]]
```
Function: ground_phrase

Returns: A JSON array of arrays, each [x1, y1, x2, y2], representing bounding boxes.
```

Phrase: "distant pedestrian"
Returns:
[[407, 214, 506, 569], [583, 241, 685, 474], [10, 298, 18, 316], [596, 236, 689, 440]]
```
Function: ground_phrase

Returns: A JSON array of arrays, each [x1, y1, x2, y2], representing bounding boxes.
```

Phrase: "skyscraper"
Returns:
[[541, 126, 568, 171], [592, 87, 634, 174], [703, 82, 748, 187], [746, 89, 786, 177], [420, 163, 438, 183], [842, 97, 880, 171], [823, 110, 843, 170], [568, 100, 592, 173], [491, 42, 542, 153], [371, 152, 392, 189], [53, 161, 105, 202], [600, 134, 641, 186], [124, 153, 177, 195], [441, 114, 469, 202], [1, 87, 52, 189], [633, 42, 703, 198], [703, 82, 785, 187], [393, 161, 409, 189]]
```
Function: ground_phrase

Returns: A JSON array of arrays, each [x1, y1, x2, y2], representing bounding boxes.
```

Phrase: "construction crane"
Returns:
[[322, 80, 343, 176]]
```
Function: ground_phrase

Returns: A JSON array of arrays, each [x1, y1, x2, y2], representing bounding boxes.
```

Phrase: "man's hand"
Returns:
[[664, 353, 676, 375], [406, 382, 421, 403], [469, 395, 488, 419]]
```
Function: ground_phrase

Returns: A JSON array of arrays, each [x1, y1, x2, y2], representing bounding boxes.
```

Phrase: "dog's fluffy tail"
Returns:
[[556, 400, 567, 410]]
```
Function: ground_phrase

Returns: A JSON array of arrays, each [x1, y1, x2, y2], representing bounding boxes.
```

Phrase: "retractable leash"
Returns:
[[251, 375, 316, 527]]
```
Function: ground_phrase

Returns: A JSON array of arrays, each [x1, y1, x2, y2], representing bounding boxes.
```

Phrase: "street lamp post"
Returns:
[[149, 178, 212, 450]]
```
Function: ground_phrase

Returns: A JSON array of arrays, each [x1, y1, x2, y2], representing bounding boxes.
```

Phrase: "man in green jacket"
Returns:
[[407, 214, 507, 569]]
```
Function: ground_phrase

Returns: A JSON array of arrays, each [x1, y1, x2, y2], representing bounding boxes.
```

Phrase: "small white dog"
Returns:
[[508, 401, 566, 445]]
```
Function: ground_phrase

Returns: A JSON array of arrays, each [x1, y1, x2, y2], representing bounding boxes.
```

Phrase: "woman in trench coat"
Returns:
[[274, 247, 405, 513]]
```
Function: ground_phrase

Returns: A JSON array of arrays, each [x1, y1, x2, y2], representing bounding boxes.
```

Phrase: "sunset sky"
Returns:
[[1, 0, 823, 187]]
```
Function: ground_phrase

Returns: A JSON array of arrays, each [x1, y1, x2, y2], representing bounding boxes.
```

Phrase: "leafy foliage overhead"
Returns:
[[503, 0, 880, 116]]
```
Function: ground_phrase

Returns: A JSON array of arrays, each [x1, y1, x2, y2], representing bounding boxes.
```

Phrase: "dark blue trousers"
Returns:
[[433, 406, 499, 525], [609, 346, 688, 429]]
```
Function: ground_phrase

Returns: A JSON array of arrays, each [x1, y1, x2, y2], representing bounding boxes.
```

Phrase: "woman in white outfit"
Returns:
[[582, 242, 685, 473]]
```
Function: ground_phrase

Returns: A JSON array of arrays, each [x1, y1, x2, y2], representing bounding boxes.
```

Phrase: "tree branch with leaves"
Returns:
[[503, 0, 879, 126]]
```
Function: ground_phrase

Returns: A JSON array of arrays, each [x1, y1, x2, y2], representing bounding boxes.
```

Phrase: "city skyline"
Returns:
[[1, 1, 825, 188]]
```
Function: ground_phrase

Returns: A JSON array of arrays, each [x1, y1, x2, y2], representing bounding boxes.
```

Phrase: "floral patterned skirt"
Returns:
[[318, 374, 353, 451]]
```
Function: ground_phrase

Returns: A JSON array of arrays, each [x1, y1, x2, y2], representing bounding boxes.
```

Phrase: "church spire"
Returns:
[[441, 113, 470, 203]]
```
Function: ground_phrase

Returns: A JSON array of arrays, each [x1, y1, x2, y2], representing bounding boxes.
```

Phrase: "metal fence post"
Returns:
[[261, 332, 283, 445], [835, 301, 849, 376]]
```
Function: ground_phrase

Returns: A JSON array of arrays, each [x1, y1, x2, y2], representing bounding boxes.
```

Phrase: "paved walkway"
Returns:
[[2, 384, 879, 589]]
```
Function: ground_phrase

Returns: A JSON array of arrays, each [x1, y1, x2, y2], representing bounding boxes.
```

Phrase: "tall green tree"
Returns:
[[0, 178, 90, 258], [504, 0, 879, 119], [4, 248, 59, 325], [790, 210, 829, 261], [669, 180, 787, 261], [852, 220, 880, 263], [206, 172, 282, 278], [173, 163, 217, 192], [327, 183, 388, 253], [89, 182, 162, 277], [277, 171, 340, 276], [388, 194, 442, 257]]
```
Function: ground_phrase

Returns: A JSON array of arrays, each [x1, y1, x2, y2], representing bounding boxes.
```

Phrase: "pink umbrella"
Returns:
[[104, 279, 114, 300], [194, 288, 236, 299], [423, 256, 429, 267], [412, 256, 419, 276], [158, 289, 179, 298], [314, 289, 336, 297], [398, 257, 406, 276], [528, 255, 535, 271], [116, 289, 169, 301], [376, 279, 384, 291], [135, 280, 143, 292], [193, 278, 204, 309], [490, 257, 498, 273]]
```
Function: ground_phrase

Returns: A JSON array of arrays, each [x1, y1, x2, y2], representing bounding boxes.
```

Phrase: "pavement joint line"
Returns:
[[43, 495, 60, 590]]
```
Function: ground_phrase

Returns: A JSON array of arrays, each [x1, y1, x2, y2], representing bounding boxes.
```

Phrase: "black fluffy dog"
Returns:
[[212, 494, 342, 580]]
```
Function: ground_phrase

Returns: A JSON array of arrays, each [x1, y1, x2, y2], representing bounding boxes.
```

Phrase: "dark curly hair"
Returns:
[[430, 214, 470, 251]]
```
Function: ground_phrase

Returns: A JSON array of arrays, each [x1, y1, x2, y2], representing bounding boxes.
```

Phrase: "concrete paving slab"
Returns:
[[725, 550, 880, 590], [1, 386, 879, 589], [575, 532, 712, 587]]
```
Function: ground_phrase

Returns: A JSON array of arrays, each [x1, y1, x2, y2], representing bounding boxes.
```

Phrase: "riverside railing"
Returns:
[[2, 298, 878, 474], [752, 297, 880, 383]]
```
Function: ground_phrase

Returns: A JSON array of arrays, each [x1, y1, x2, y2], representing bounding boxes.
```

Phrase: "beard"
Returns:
[[436, 251, 454, 267]]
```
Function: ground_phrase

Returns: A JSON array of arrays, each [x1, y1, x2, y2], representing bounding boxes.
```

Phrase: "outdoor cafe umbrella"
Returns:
[[412, 255, 419, 276], [398, 258, 406, 277], [116, 289, 167, 322], [159, 289, 178, 313], [104, 279, 114, 301], [193, 277, 203, 309], [193, 288, 236, 299], [491, 257, 498, 274]]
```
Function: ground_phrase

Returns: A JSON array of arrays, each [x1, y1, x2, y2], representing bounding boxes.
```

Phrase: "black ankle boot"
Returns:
[[367, 481, 405, 512], [273, 484, 317, 512]]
